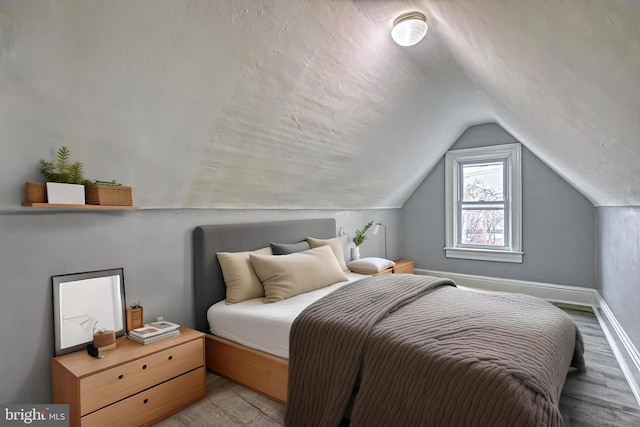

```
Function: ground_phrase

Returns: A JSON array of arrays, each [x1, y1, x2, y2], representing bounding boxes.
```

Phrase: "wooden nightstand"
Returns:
[[392, 259, 414, 274], [52, 327, 205, 427], [373, 259, 414, 276]]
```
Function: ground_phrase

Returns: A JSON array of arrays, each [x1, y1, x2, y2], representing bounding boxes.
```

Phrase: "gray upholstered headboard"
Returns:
[[192, 218, 337, 333]]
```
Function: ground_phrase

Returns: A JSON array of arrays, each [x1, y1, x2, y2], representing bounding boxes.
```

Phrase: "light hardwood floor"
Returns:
[[157, 309, 640, 427]]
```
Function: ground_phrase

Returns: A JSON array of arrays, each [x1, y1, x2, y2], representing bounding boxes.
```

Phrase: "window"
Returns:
[[444, 143, 522, 263]]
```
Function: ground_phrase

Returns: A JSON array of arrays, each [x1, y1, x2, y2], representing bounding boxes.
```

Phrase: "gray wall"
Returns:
[[402, 123, 596, 287], [0, 208, 400, 403], [596, 206, 640, 350]]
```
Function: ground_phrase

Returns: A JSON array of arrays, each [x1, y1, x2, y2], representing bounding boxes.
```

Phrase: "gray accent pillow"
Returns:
[[270, 241, 311, 255]]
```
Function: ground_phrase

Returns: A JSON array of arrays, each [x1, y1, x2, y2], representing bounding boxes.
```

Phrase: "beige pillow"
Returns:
[[250, 245, 348, 303], [217, 247, 273, 304], [306, 236, 349, 271]]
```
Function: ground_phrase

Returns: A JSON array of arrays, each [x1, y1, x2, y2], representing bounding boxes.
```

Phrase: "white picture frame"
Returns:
[[52, 268, 126, 356]]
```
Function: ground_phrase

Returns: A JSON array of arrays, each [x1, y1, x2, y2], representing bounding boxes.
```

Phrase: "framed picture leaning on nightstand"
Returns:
[[52, 267, 127, 356]]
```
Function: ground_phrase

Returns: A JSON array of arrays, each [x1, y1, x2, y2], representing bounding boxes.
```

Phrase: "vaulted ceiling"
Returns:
[[1, 0, 639, 209]]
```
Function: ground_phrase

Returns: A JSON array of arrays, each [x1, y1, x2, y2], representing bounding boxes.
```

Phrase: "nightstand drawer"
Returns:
[[81, 367, 205, 427], [80, 339, 203, 415]]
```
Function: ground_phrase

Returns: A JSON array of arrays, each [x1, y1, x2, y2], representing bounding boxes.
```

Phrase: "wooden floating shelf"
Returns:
[[21, 202, 139, 210]]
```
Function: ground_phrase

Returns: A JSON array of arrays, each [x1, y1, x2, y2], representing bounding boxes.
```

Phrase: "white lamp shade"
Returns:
[[391, 12, 428, 47]]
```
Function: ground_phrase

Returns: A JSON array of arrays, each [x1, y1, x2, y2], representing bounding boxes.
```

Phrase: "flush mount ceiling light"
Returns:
[[391, 12, 428, 47]]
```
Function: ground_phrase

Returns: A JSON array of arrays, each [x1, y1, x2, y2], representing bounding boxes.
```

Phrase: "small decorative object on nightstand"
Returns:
[[126, 302, 144, 332], [93, 328, 117, 352]]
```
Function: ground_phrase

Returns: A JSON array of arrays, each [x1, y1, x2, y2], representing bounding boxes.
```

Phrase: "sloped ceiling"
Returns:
[[0, 0, 638, 209], [429, 0, 640, 206]]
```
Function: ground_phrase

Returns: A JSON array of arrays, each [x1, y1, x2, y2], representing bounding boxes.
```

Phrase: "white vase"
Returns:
[[46, 182, 85, 205], [351, 246, 360, 261]]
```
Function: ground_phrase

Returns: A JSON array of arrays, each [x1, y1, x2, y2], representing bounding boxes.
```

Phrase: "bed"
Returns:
[[193, 218, 584, 426], [193, 218, 340, 402]]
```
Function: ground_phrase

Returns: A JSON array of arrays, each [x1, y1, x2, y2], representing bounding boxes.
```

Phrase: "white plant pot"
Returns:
[[351, 246, 361, 261], [46, 182, 85, 205]]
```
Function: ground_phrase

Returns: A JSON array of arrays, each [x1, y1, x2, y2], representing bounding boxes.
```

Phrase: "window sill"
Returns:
[[444, 247, 523, 263]]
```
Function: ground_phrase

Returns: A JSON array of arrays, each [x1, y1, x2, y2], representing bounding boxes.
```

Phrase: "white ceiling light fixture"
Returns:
[[391, 12, 428, 47]]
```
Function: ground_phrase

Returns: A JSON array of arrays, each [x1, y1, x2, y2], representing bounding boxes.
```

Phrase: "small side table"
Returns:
[[392, 259, 414, 274], [373, 259, 414, 276]]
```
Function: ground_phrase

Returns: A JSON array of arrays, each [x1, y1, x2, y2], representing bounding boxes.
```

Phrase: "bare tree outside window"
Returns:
[[460, 162, 506, 247]]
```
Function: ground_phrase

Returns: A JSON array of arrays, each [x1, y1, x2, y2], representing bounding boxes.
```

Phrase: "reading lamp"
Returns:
[[372, 222, 387, 259]]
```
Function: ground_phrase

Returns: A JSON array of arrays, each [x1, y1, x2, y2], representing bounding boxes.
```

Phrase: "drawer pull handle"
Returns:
[[144, 398, 149, 404], [168, 355, 173, 361], [118, 374, 124, 380], [142, 364, 147, 370]]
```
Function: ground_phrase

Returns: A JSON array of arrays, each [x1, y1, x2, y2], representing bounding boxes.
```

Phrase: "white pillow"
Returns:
[[347, 257, 395, 274], [250, 245, 348, 303]]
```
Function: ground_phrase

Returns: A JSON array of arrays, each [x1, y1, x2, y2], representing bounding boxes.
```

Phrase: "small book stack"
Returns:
[[128, 321, 181, 345]]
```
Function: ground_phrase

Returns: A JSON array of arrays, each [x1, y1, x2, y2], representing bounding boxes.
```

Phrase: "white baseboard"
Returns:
[[416, 268, 599, 306], [415, 268, 640, 408], [595, 295, 640, 407]]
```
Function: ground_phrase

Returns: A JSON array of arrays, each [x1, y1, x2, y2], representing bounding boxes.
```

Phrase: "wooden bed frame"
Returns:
[[192, 218, 337, 403]]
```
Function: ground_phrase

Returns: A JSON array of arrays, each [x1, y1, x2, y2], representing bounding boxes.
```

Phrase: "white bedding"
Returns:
[[207, 272, 369, 359]]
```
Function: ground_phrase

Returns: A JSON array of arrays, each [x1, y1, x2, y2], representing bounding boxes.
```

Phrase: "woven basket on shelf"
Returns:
[[24, 181, 47, 203], [85, 184, 133, 206]]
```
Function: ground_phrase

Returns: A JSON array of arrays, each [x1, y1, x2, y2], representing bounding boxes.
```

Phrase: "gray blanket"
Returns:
[[285, 274, 584, 427]]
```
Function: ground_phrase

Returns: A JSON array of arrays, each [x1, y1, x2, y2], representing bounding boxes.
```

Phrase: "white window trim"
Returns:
[[444, 143, 523, 263]]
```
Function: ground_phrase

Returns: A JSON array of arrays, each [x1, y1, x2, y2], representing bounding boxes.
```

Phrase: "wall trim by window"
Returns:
[[444, 143, 522, 263], [442, 247, 523, 263]]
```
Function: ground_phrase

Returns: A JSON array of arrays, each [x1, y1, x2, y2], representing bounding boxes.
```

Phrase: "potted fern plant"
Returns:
[[351, 221, 374, 260], [39, 146, 90, 204]]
